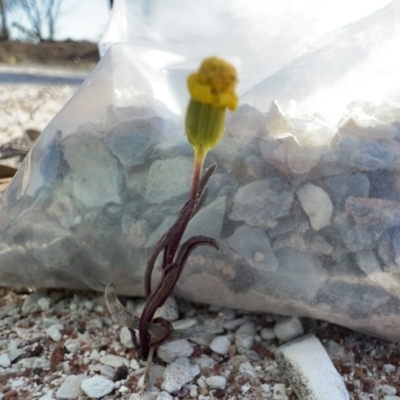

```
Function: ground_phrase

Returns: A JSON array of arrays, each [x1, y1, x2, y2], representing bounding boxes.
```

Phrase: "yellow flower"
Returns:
[[187, 57, 238, 111], [185, 57, 238, 161]]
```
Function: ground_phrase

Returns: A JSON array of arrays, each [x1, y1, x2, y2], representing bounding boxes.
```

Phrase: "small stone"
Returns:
[[230, 178, 294, 228], [8, 340, 22, 362], [120, 327, 134, 349], [297, 183, 333, 231], [276, 334, 349, 400], [64, 339, 80, 353], [260, 328, 276, 341], [38, 297, 51, 311], [39, 389, 55, 400], [81, 376, 114, 398], [239, 361, 257, 379], [56, 375, 87, 399], [384, 396, 400, 400], [381, 385, 397, 396], [146, 157, 192, 204], [227, 226, 279, 272], [156, 392, 173, 400], [119, 385, 129, 393], [100, 364, 115, 378], [157, 340, 193, 363], [209, 335, 231, 355], [161, 357, 200, 393], [130, 359, 140, 370], [0, 353, 11, 368], [224, 318, 246, 331], [21, 293, 41, 314], [100, 354, 129, 368], [321, 172, 370, 211], [261, 383, 271, 393], [90, 350, 100, 361], [46, 325, 63, 342], [383, 364, 396, 373], [241, 384, 251, 393], [235, 321, 256, 354], [273, 383, 286, 400], [172, 318, 197, 330], [205, 375, 226, 389], [274, 317, 303, 342], [134, 296, 179, 322]]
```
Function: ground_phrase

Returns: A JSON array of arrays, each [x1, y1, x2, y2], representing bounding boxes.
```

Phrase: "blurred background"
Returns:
[[0, 0, 113, 193]]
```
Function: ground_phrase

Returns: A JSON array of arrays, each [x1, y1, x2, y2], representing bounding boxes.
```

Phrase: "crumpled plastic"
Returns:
[[1, 0, 400, 340]]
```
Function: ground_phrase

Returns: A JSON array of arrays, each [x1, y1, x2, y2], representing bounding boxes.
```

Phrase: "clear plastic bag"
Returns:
[[1, 0, 400, 340]]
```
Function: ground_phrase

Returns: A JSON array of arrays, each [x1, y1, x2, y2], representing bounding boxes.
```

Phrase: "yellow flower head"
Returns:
[[187, 57, 238, 111], [185, 57, 238, 161]]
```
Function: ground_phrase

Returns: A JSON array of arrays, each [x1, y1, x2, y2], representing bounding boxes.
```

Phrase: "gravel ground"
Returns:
[[0, 287, 399, 400]]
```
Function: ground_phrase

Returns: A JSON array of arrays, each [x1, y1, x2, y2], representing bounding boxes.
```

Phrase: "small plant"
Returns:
[[105, 56, 238, 387]]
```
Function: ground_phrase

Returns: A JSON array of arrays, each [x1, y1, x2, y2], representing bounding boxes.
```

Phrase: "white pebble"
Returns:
[[235, 321, 256, 354], [38, 389, 55, 400], [276, 334, 349, 399], [157, 392, 174, 400], [171, 318, 198, 330], [81, 376, 114, 398], [297, 183, 332, 231], [56, 375, 87, 399], [0, 353, 11, 368], [64, 339, 81, 353], [209, 335, 231, 355], [157, 339, 193, 363], [100, 364, 115, 378], [274, 317, 303, 342], [90, 350, 100, 361], [241, 384, 251, 393], [260, 327, 276, 340], [205, 376, 226, 389], [119, 385, 129, 393], [162, 357, 200, 393], [100, 354, 129, 368], [381, 385, 397, 395], [273, 383, 286, 399], [239, 361, 257, 379], [383, 364, 396, 373], [46, 325, 63, 342], [130, 359, 140, 370], [224, 318, 246, 330], [38, 297, 51, 311], [120, 327, 134, 349], [261, 383, 271, 393], [384, 396, 400, 400]]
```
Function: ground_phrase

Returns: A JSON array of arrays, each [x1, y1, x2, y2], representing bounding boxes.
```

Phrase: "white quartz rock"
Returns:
[[276, 334, 349, 400]]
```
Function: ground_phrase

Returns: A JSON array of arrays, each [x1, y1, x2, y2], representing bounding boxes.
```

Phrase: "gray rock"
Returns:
[[157, 339, 193, 363], [182, 197, 226, 243], [161, 357, 200, 393], [235, 321, 256, 354], [356, 251, 398, 295], [297, 184, 333, 231], [225, 104, 266, 139], [145, 157, 192, 204], [321, 172, 370, 211], [230, 178, 294, 228], [81, 376, 114, 398], [276, 334, 349, 400], [272, 231, 333, 255], [260, 328, 276, 341], [107, 119, 158, 167], [145, 215, 177, 248], [56, 375, 87, 399], [334, 197, 400, 251], [134, 296, 179, 321], [156, 392, 174, 400], [268, 207, 309, 239], [46, 325, 63, 342], [274, 317, 304, 342], [227, 226, 279, 272], [64, 339, 80, 353], [62, 129, 122, 208], [100, 364, 115, 378], [152, 135, 193, 160], [267, 249, 328, 302]]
